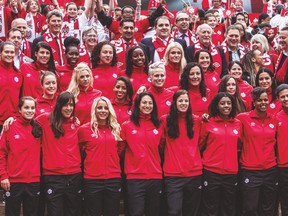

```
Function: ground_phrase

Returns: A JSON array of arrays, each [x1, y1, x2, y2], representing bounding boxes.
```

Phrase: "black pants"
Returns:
[[5, 182, 40, 216], [126, 179, 162, 216], [279, 167, 288, 216], [43, 173, 82, 216], [240, 167, 278, 216], [165, 175, 202, 216], [83, 178, 121, 216], [201, 170, 237, 216]]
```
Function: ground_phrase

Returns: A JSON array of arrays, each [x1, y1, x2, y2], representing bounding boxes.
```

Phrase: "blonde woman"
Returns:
[[67, 62, 102, 125], [78, 96, 122, 216], [163, 42, 187, 88]]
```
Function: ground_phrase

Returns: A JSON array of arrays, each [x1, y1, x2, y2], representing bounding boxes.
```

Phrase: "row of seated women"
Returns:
[[1, 58, 288, 216]]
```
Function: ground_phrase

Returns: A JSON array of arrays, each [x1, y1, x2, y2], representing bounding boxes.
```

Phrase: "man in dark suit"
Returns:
[[141, 16, 187, 63], [32, 10, 65, 66]]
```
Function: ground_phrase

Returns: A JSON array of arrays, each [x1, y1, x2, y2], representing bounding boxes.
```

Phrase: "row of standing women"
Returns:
[[1, 63, 288, 216]]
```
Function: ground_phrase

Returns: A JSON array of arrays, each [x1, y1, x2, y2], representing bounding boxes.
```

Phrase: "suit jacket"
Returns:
[[140, 37, 187, 63]]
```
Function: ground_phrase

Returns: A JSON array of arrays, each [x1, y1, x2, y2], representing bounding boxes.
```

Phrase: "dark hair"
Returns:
[[225, 25, 241, 36], [65, 2, 76, 10], [46, 9, 63, 22], [115, 76, 134, 107], [251, 86, 267, 102], [154, 16, 171, 28], [243, 12, 250, 27], [0, 42, 18, 71], [209, 92, 237, 118], [91, 41, 117, 68], [121, 6, 134, 15], [258, 13, 269, 24], [232, 12, 245, 25], [49, 91, 76, 138], [180, 63, 207, 97], [125, 46, 149, 77], [18, 96, 42, 138], [195, 49, 215, 71], [120, 18, 135, 27], [26, 0, 41, 13], [255, 68, 277, 102], [218, 75, 246, 113], [166, 90, 194, 139], [64, 36, 80, 54], [130, 92, 160, 128], [34, 41, 56, 73], [276, 84, 288, 97], [228, 60, 244, 71]]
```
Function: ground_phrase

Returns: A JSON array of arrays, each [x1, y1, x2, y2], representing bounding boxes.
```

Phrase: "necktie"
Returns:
[[54, 36, 63, 65], [181, 34, 186, 40]]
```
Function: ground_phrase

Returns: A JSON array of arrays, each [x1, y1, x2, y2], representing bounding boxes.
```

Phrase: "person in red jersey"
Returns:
[[0, 97, 41, 216], [36, 91, 82, 216], [78, 96, 122, 216], [0, 42, 23, 133], [237, 87, 279, 216], [228, 61, 253, 106], [21, 41, 56, 99], [67, 62, 102, 125], [275, 27, 288, 84], [218, 75, 249, 113], [163, 42, 187, 88], [199, 92, 241, 216], [177, 63, 212, 116], [119, 92, 163, 216], [91, 41, 120, 99], [119, 46, 150, 93], [57, 37, 80, 92], [195, 49, 220, 96], [112, 76, 133, 125], [255, 68, 282, 115], [161, 90, 202, 216], [36, 71, 58, 116], [275, 84, 288, 216]]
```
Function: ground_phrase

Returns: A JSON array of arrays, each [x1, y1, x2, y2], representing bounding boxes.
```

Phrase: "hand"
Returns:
[[202, 113, 210, 122], [1, 179, 10, 191], [3, 117, 14, 131], [137, 86, 146, 94]]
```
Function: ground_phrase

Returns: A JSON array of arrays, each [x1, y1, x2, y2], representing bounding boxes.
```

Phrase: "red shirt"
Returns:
[[36, 95, 57, 116], [204, 70, 220, 97], [276, 110, 288, 168], [75, 87, 102, 125], [57, 64, 74, 92], [36, 113, 81, 175], [164, 62, 181, 88], [111, 99, 132, 125], [237, 110, 278, 170], [147, 85, 173, 117], [120, 114, 163, 179], [78, 123, 121, 179], [162, 114, 202, 177], [21, 62, 49, 99], [119, 67, 150, 94], [0, 116, 40, 182], [199, 116, 241, 174], [188, 87, 212, 116], [0, 61, 23, 125], [92, 65, 119, 99]]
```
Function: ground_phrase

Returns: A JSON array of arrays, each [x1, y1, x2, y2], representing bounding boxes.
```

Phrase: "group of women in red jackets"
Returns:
[[0, 36, 287, 216]]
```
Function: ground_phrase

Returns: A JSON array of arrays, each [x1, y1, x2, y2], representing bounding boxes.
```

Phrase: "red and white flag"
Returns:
[[186, 6, 198, 16], [281, 8, 288, 16], [223, 8, 235, 18]]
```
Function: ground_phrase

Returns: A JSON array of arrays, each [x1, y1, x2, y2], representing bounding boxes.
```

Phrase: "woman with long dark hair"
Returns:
[[218, 75, 248, 113], [199, 92, 241, 216], [179, 62, 212, 116], [237, 87, 278, 215], [79, 96, 122, 216], [91, 41, 120, 99], [119, 46, 150, 93], [0, 96, 42, 216], [21, 41, 56, 99], [255, 68, 281, 115], [111, 76, 134, 125], [119, 92, 163, 216], [162, 89, 202, 216], [36, 91, 82, 216]]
